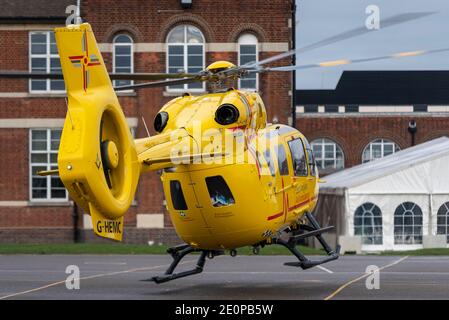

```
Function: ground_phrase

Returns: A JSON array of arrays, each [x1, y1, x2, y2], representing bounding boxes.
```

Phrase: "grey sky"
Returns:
[[295, 0, 449, 89]]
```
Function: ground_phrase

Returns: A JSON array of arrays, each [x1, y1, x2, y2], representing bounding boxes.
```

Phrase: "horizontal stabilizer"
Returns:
[[37, 169, 59, 176]]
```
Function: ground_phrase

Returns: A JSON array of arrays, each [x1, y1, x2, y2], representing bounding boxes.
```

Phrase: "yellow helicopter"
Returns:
[[1, 18, 447, 283]]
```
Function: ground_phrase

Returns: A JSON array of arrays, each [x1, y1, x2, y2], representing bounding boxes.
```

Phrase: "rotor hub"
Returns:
[[101, 140, 119, 169]]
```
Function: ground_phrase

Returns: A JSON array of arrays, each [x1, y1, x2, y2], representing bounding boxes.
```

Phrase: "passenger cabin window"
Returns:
[[170, 180, 187, 210], [276, 144, 289, 176], [205, 176, 235, 207], [288, 138, 308, 176]]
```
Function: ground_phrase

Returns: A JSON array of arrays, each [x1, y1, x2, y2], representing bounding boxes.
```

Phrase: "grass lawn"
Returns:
[[0, 243, 323, 255], [0, 243, 447, 256], [380, 248, 449, 256]]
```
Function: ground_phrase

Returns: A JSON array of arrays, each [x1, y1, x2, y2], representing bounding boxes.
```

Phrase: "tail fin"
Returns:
[[55, 23, 139, 241]]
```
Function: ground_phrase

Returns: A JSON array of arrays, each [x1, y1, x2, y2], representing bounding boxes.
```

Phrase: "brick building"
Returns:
[[0, 0, 293, 243], [296, 71, 449, 175]]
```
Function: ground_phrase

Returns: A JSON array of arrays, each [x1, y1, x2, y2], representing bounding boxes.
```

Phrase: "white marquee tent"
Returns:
[[314, 137, 449, 252]]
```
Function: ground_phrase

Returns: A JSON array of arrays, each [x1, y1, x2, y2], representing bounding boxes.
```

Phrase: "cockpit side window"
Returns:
[[303, 137, 317, 177], [205, 176, 235, 207], [287, 138, 308, 177], [276, 144, 289, 176], [170, 180, 188, 210]]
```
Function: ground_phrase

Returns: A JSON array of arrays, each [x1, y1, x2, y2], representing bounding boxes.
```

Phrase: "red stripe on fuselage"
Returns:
[[69, 55, 84, 60]]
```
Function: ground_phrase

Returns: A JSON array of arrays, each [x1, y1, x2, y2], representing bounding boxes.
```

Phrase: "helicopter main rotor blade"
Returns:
[[0, 71, 64, 79], [114, 76, 204, 91], [260, 48, 449, 72], [110, 73, 196, 80], [0, 71, 196, 81], [242, 11, 436, 70]]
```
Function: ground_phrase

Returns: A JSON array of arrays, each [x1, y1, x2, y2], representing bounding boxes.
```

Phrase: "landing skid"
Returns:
[[145, 245, 224, 284], [147, 211, 339, 284], [275, 212, 340, 270]]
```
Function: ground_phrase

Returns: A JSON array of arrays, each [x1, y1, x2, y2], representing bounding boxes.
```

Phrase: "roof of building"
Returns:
[[321, 136, 449, 190], [296, 71, 449, 105], [0, 0, 73, 22]]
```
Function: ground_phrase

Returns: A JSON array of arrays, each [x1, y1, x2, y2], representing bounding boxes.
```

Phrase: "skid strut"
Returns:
[[147, 212, 339, 283], [273, 212, 340, 269], [147, 246, 223, 284]]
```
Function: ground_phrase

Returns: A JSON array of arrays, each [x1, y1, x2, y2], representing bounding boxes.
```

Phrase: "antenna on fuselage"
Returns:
[[141, 116, 151, 137], [75, 0, 82, 25]]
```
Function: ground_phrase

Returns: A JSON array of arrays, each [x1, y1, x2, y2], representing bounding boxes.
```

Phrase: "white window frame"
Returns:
[[166, 25, 205, 92], [29, 31, 65, 94], [311, 138, 344, 170], [238, 33, 258, 91], [29, 129, 68, 202], [112, 34, 134, 91], [354, 202, 383, 245], [437, 202, 449, 243], [394, 202, 423, 245], [362, 138, 400, 163]]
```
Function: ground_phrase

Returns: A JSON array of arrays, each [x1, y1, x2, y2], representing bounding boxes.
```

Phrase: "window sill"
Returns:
[[28, 93, 67, 98], [116, 91, 137, 97], [28, 201, 73, 207], [163, 91, 206, 97]]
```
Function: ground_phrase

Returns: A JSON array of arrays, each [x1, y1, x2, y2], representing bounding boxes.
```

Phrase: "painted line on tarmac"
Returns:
[[83, 261, 127, 265], [324, 255, 409, 300], [316, 266, 334, 274], [0, 260, 194, 300]]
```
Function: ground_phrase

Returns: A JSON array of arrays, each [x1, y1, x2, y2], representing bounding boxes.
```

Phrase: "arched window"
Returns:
[[437, 202, 449, 243], [238, 33, 258, 91], [394, 202, 423, 245], [166, 25, 205, 91], [362, 139, 400, 163], [113, 34, 133, 88], [311, 138, 344, 172], [354, 203, 383, 245]]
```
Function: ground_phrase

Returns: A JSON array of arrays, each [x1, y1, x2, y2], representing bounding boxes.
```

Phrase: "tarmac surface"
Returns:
[[0, 254, 448, 300]]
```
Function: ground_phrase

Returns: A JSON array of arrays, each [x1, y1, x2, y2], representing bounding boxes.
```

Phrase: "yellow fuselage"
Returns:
[[138, 90, 319, 250], [53, 23, 319, 246]]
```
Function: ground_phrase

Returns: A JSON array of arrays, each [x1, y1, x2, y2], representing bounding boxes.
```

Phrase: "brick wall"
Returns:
[[297, 115, 449, 167], [0, 0, 293, 243]]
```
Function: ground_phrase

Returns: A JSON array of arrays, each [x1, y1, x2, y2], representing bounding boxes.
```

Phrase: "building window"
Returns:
[[238, 33, 258, 91], [394, 202, 423, 245], [304, 105, 318, 113], [287, 138, 308, 176], [354, 202, 383, 245], [113, 34, 133, 88], [324, 105, 339, 113], [311, 138, 344, 172], [29, 31, 64, 93], [362, 138, 400, 163], [166, 25, 204, 91], [345, 105, 359, 113], [413, 105, 428, 112], [437, 202, 449, 243], [30, 129, 67, 201]]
